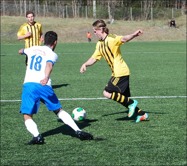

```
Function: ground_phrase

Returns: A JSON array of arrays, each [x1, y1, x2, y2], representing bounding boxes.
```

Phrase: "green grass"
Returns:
[[0, 41, 186, 166]]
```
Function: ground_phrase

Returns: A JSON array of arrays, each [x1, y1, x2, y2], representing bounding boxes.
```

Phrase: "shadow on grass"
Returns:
[[42, 119, 98, 139], [102, 110, 128, 117], [116, 116, 150, 123], [102, 110, 160, 122], [116, 116, 136, 121], [102, 109, 166, 122], [52, 83, 69, 89]]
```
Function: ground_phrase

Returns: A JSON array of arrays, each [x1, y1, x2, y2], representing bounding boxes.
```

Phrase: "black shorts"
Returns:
[[104, 76, 131, 97]]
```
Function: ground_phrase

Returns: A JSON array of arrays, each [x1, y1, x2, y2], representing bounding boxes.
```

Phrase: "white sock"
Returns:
[[25, 119, 40, 137], [57, 110, 81, 132]]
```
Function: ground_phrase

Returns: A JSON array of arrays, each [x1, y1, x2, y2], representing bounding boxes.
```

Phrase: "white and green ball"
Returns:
[[72, 107, 86, 121]]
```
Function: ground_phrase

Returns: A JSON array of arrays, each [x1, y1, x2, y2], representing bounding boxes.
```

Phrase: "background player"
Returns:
[[17, 11, 43, 65]]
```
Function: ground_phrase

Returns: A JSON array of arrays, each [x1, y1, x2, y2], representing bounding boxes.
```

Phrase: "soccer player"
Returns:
[[17, 11, 43, 65], [86, 32, 92, 42], [18, 31, 93, 145], [80, 19, 148, 123]]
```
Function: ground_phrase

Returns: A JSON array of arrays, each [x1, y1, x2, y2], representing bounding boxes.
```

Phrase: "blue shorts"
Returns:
[[20, 82, 62, 115]]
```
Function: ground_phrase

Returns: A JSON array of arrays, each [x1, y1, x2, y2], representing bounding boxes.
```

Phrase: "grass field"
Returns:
[[1, 15, 186, 43], [0, 41, 186, 166]]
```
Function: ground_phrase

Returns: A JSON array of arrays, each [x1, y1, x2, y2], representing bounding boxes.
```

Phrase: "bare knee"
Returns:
[[103, 90, 112, 99], [23, 114, 33, 121]]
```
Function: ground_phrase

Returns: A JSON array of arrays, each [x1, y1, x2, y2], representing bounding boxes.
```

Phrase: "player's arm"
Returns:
[[17, 25, 31, 40], [40, 62, 53, 86], [18, 48, 24, 54], [39, 26, 44, 43], [121, 30, 143, 43], [17, 32, 32, 40], [40, 34, 44, 43], [80, 57, 97, 73]]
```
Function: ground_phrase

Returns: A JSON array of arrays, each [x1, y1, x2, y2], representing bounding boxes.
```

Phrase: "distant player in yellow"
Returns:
[[17, 11, 43, 65], [80, 19, 148, 123]]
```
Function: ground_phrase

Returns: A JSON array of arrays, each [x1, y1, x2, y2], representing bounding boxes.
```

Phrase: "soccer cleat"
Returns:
[[27, 134, 45, 145], [136, 113, 148, 123], [128, 100, 138, 118], [76, 130, 93, 141]]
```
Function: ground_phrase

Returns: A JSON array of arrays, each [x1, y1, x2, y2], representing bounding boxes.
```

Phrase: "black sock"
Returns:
[[127, 99, 134, 106], [135, 107, 145, 115]]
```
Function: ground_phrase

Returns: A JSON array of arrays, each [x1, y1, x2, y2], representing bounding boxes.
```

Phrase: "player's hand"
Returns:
[[134, 30, 143, 37], [40, 35, 44, 43], [80, 64, 86, 73], [18, 48, 24, 54], [26, 32, 32, 37], [40, 77, 49, 86]]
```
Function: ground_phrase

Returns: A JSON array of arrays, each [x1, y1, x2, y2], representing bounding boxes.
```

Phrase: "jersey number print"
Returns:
[[30, 55, 43, 71]]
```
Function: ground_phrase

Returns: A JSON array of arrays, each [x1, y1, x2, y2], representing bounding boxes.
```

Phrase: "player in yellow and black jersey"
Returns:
[[80, 19, 148, 123], [17, 11, 43, 65]]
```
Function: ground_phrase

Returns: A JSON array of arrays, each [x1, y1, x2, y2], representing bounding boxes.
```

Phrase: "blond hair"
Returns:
[[92, 20, 109, 34]]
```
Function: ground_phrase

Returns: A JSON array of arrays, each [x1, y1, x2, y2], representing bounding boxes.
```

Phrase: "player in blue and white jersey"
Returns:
[[19, 31, 93, 145]]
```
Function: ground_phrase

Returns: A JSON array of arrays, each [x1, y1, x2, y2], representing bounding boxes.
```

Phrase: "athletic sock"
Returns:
[[25, 119, 40, 137], [135, 107, 145, 115], [57, 109, 81, 132], [110, 92, 133, 108]]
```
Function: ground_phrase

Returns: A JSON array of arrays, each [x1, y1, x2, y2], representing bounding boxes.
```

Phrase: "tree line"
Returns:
[[1, 0, 186, 20]]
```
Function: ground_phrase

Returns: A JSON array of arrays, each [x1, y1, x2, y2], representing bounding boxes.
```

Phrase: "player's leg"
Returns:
[[104, 90, 148, 122], [54, 109, 93, 140], [24, 114, 44, 145], [103, 76, 135, 109], [20, 83, 44, 144], [103, 89, 134, 110], [41, 86, 93, 140], [121, 80, 148, 122], [103, 76, 148, 121], [25, 55, 28, 66], [121, 85, 147, 119]]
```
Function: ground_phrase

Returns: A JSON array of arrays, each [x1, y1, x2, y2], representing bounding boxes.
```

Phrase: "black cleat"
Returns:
[[76, 130, 93, 141], [27, 134, 45, 145]]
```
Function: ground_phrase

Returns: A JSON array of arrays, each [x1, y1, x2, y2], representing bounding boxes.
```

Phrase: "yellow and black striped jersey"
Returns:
[[17, 22, 42, 48], [92, 34, 130, 77]]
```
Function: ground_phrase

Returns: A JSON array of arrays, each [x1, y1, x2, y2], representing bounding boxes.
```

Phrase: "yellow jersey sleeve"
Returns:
[[91, 42, 102, 60], [17, 23, 28, 37]]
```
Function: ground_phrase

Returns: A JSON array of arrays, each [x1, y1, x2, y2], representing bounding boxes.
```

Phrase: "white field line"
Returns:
[[2, 51, 185, 56], [0, 96, 186, 103]]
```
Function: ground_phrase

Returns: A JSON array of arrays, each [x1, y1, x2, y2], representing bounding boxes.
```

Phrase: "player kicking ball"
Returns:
[[80, 20, 148, 122], [18, 31, 93, 145]]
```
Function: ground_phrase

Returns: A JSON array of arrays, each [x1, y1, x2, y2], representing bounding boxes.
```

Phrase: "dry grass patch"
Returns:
[[1, 15, 186, 43]]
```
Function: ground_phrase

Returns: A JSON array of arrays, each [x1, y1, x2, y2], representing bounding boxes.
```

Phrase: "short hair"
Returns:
[[92, 19, 109, 34], [26, 11, 35, 17], [44, 31, 58, 46]]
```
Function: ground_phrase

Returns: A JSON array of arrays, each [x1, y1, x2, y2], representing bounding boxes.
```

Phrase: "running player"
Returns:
[[80, 19, 148, 123]]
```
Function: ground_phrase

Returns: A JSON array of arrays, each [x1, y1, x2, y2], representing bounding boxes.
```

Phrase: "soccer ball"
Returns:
[[72, 107, 86, 121]]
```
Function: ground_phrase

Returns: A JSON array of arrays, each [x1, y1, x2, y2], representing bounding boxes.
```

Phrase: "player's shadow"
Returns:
[[52, 83, 69, 89], [115, 110, 164, 122], [102, 110, 128, 117], [41, 119, 98, 139], [102, 110, 134, 121], [102, 110, 155, 122]]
